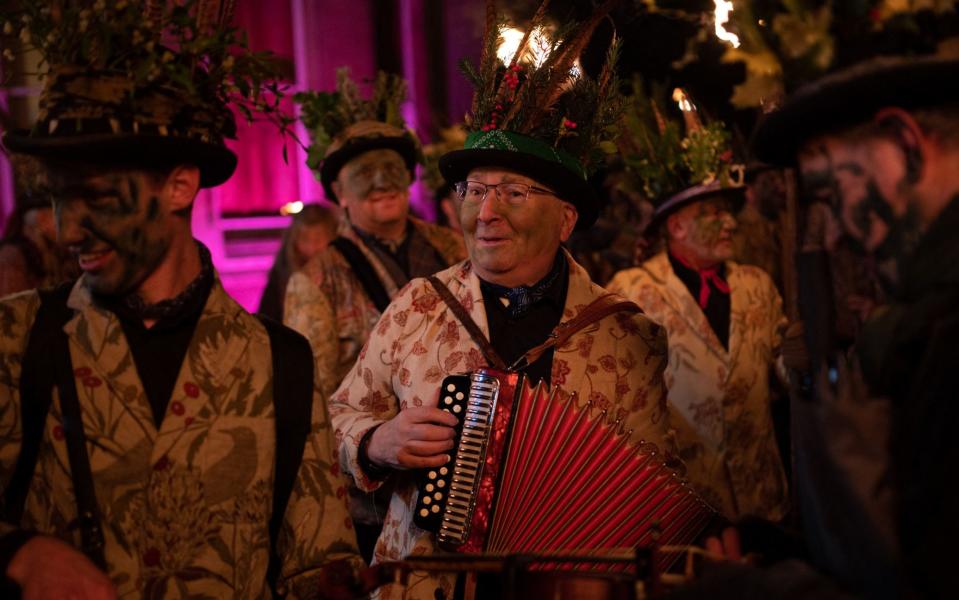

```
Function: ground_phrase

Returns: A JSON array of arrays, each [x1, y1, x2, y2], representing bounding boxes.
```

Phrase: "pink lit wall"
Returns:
[[0, 0, 485, 313]]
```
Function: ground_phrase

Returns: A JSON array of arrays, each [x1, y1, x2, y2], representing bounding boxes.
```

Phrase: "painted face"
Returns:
[[459, 167, 577, 287], [673, 197, 737, 265], [798, 136, 916, 255], [337, 148, 411, 232], [48, 168, 173, 296]]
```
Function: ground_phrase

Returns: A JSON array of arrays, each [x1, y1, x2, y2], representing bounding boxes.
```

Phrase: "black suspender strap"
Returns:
[[256, 314, 315, 597], [331, 237, 392, 313], [4, 282, 106, 570], [4, 284, 72, 524], [53, 326, 107, 570]]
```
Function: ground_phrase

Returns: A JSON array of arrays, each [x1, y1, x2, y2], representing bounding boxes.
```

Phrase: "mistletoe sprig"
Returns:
[[1, 0, 296, 146], [294, 68, 408, 172]]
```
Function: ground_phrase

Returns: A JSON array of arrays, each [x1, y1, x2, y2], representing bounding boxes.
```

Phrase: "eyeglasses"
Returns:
[[454, 180, 557, 206]]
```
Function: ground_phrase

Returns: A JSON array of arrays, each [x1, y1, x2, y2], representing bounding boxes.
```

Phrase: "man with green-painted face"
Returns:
[[0, 3, 362, 598], [608, 104, 791, 523], [284, 84, 467, 561]]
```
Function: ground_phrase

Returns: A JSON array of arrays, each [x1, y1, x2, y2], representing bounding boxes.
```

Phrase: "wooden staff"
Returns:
[[779, 167, 800, 322]]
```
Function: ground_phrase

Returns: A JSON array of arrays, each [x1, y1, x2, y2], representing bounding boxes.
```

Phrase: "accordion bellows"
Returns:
[[415, 369, 715, 570]]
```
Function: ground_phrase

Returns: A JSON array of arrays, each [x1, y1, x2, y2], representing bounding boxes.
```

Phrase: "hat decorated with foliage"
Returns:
[[294, 69, 420, 203], [724, 0, 959, 164], [618, 77, 744, 231], [439, 0, 626, 230], [1, 0, 294, 188]]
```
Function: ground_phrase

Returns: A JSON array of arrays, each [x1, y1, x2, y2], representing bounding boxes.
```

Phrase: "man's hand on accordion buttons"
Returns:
[[367, 407, 458, 469]]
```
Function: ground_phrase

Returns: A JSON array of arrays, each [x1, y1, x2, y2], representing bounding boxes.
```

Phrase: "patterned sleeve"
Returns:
[[328, 284, 415, 494], [0, 291, 42, 538], [767, 275, 790, 385], [279, 344, 365, 599], [284, 270, 340, 402]]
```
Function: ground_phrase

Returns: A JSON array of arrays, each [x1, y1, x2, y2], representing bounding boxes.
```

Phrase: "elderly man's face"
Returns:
[[47, 167, 174, 296], [798, 133, 914, 254], [459, 167, 578, 287], [336, 148, 411, 233]]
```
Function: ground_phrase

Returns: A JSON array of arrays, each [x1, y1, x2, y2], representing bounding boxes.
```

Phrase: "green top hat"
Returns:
[[438, 0, 625, 231], [1, 0, 292, 188], [295, 69, 420, 203]]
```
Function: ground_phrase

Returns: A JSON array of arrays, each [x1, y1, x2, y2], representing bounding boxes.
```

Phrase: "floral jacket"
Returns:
[[330, 252, 671, 600], [0, 278, 361, 598], [608, 252, 789, 520], [284, 217, 466, 402]]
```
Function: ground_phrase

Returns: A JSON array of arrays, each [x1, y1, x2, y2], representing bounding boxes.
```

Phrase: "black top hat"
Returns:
[[741, 4, 959, 165], [2, 68, 238, 188], [1, 1, 292, 189], [753, 55, 959, 165]]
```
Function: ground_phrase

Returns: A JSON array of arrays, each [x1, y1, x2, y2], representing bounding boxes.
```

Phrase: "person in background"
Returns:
[[285, 70, 465, 563], [0, 155, 78, 296], [609, 85, 792, 522], [258, 202, 340, 321]]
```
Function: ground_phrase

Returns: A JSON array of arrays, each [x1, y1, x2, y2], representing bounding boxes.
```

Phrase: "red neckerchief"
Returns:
[[671, 252, 730, 309]]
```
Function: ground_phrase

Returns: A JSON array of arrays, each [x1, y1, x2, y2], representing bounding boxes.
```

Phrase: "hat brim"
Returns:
[[439, 147, 599, 230], [645, 184, 746, 236], [752, 56, 959, 166], [319, 135, 419, 203], [2, 131, 237, 188]]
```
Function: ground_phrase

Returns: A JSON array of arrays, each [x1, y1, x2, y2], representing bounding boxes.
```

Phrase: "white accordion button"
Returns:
[[446, 384, 456, 392], [420, 508, 429, 517]]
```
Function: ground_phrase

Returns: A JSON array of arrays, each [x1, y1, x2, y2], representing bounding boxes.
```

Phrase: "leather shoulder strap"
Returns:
[[427, 276, 507, 371], [519, 294, 642, 369], [331, 236, 391, 313]]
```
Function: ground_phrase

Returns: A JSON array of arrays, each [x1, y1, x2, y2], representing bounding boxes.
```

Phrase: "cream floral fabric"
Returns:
[[608, 251, 789, 520], [0, 278, 361, 598], [284, 217, 467, 402], [330, 252, 672, 600]]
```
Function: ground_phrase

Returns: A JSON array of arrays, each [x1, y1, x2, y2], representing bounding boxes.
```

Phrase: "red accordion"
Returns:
[[414, 368, 716, 570]]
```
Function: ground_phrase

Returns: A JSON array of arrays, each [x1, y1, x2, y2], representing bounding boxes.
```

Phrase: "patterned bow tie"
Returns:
[[482, 255, 563, 318]]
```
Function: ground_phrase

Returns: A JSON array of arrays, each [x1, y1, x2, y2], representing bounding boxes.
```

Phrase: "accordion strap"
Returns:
[[518, 293, 642, 369], [427, 276, 642, 372], [428, 275, 508, 370]]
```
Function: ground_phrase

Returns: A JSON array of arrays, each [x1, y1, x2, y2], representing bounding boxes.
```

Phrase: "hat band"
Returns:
[[654, 181, 727, 219], [464, 130, 587, 181]]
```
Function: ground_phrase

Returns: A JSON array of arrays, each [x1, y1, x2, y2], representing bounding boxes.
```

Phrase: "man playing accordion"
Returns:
[[327, 5, 694, 599]]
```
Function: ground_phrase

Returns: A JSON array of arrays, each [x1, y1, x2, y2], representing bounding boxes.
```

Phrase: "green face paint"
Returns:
[[50, 169, 172, 297], [338, 148, 411, 201]]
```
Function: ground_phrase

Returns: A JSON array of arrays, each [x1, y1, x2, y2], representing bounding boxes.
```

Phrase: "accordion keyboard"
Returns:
[[414, 373, 501, 546]]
